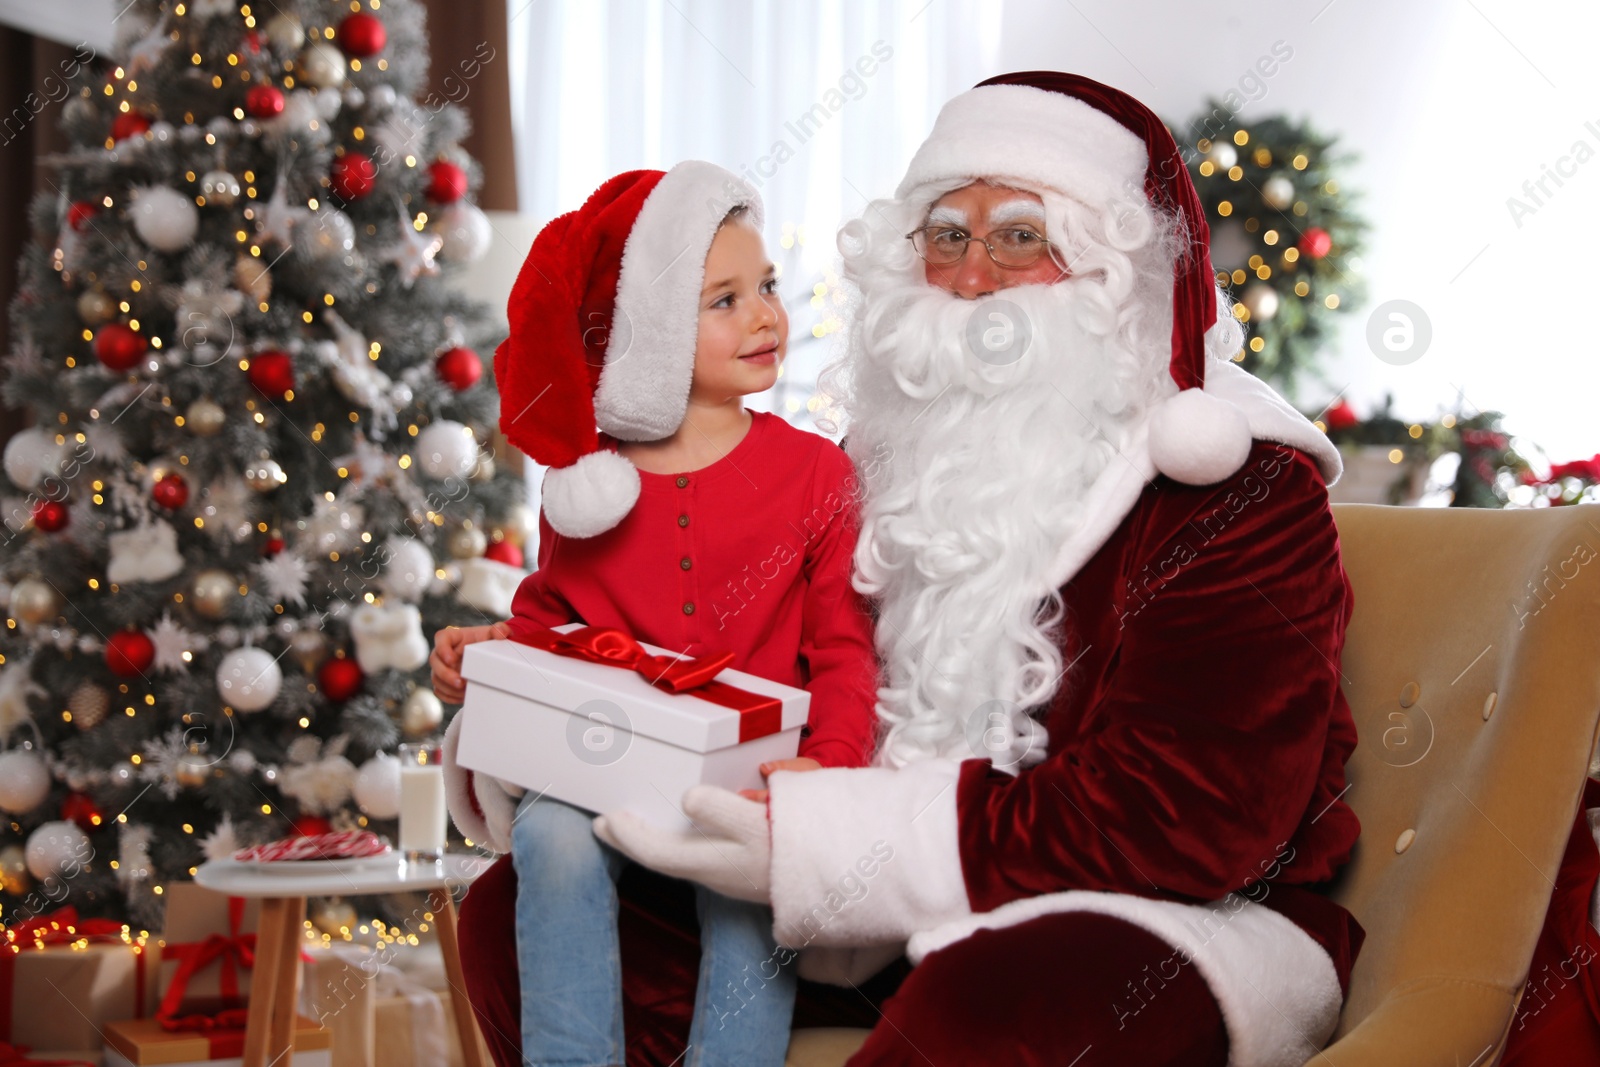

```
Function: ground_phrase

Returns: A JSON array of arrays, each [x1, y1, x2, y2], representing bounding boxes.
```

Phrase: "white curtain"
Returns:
[[505, 0, 1004, 430]]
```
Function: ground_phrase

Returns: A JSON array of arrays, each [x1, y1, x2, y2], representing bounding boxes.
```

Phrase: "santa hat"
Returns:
[[898, 71, 1253, 487], [494, 161, 762, 537]]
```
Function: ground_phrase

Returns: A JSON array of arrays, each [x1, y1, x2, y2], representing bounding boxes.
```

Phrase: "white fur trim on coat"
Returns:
[[1041, 359, 1343, 591], [895, 84, 1147, 206], [767, 759, 970, 950], [442, 710, 522, 853], [540, 449, 640, 539], [594, 160, 763, 442], [906, 890, 1342, 1067]]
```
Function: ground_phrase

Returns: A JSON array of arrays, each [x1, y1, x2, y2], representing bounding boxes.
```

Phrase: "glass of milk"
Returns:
[[397, 740, 446, 866]]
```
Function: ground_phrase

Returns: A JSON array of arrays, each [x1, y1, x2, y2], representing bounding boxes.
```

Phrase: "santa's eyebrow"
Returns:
[[987, 200, 1046, 225], [925, 204, 968, 228]]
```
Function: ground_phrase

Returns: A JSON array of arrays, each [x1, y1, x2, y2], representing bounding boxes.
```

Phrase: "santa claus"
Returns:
[[450, 71, 1364, 1067]]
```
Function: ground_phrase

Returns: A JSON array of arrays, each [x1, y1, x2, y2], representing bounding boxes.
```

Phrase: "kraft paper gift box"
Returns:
[[458, 622, 811, 830], [102, 1015, 330, 1066], [155, 885, 260, 1018], [299, 941, 472, 1067], [1, 906, 158, 1057]]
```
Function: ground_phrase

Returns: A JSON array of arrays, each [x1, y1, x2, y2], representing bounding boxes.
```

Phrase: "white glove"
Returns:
[[592, 785, 772, 904]]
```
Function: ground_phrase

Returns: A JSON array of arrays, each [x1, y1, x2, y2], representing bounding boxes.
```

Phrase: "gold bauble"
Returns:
[[175, 751, 211, 788], [233, 255, 272, 303], [0, 844, 29, 896], [76, 288, 117, 326], [200, 170, 241, 207], [68, 681, 109, 731], [296, 41, 347, 89], [289, 628, 329, 673], [9, 577, 61, 625], [446, 525, 487, 560], [185, 397, 226, 437], [496, 503, 537, 548], [244, 456, 287, 493], [400, 687, 443, 738], [469, 451, 495, 482], [310, 897, 357, 936], [190, 568, 237, 620]]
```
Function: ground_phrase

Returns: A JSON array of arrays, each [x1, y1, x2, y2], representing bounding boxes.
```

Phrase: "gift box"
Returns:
[[102, 1015, 329, 1066], [2, 907, 157, 1057], [154, 885, 260, 1021], [300, 942, 476, 1067], [458, 622, 811, 829]]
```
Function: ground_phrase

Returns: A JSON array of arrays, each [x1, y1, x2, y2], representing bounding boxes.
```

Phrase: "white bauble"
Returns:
[[351, 753, 401, 818], [129, 185, 200, 253], [369, 84, 397, 110], [25, 821, 89, 879], [379, 537, 435, 602], [1206, 141, 1238, 170], [415, 421, 478, 479], [185, 397, 226, 437], [263, 12, 304, 53], [298, 206, 356, 259], [434, 203, 492, 264], [1241, 282, 1281, 322], [1208, 220, 1254, 272], [400, 687, 443, 738], [4, 427, 64, 489], [296, 41, 347, 89], [1262, 176, 1296, 211], [200, 169, 241, 207], [0, 749, 51, 814], [215, 646, 283, 712]]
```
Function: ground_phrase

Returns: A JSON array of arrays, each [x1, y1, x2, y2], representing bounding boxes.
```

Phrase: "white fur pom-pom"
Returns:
[[541, 450, 641, 538], [1148, 388, 1253, 486]]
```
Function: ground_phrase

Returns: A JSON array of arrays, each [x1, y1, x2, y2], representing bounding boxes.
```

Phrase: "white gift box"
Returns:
[[456, 623, 811, 829]]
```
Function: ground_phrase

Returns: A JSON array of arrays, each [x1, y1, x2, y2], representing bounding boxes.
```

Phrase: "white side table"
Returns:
[[194, 852, 493, 1067]]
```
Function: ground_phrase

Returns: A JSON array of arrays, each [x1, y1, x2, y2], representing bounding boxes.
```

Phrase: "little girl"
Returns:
[[433, 161, 879, 1067]]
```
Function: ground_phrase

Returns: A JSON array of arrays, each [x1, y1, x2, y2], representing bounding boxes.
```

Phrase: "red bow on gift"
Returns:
[[505, 621, 783, 741], [156, 897, 255, 1033], [3, 907, 126, 948]]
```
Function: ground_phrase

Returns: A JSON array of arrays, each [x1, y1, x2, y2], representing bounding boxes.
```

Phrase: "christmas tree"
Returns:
[[0, 0, 528, 932]]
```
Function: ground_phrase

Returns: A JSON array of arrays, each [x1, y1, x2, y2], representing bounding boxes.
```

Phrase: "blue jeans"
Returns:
[[512, 792, 797, 1067]]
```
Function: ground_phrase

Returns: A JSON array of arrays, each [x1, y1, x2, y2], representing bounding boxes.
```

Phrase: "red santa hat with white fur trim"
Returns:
[[494, 161, 762, 538], [897, 71, 1266, 488]]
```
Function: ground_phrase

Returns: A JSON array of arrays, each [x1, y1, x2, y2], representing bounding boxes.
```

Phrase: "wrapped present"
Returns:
[[1, 907, 156, 1055], [458, 621, 811, 829], [102, 1015, 329, 1066], [154, 886, 259, 1024], [299, 942, 474, 1067]]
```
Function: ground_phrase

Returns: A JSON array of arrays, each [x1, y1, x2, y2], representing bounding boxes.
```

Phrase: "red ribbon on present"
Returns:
[[156, 897, 255, 1032], [1, 908, 131, 1041], [506, 621, 783, 742]]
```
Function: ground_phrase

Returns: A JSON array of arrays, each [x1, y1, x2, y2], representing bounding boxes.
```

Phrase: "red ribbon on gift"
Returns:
[[506, 621, 783, 742], [156, 897, 255, 1032], [1, 908, 131, 1041]]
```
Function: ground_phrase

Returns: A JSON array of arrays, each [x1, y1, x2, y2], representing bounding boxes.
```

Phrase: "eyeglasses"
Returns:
[[905, 225, 1061, 269]]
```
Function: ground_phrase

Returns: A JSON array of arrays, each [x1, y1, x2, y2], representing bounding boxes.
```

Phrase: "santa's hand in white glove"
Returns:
[[592, 785, 772, 904]]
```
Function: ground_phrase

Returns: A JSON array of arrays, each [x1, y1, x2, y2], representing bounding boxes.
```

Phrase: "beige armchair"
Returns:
[[785, 502, 1600, 1066]]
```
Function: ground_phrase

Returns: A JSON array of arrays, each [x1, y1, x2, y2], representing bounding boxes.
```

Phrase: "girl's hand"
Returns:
[[430, 621, 511, 704], [738, 757, 823, 803]]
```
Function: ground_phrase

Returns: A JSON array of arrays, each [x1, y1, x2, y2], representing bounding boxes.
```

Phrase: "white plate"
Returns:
[[228, 851, 399, 875]]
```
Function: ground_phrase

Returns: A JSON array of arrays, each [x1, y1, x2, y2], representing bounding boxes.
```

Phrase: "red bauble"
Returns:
[[152, 472, 189, 510], [483, 540, 524, 568], [248, 349, 295, 397], [1323, 399, 1360, 431], [262, 535, 287, 557], [93, 323, 145, 371], [111, 112, 151, 142], [106, 630, 155, 677], [68, 201, 98, 232], [434, 346, 482, 391], [318, 657, 364, 702], [61, 792, 102, 831], [1298, 227, 1333, 260], [244, 84, 286, 119], [31, 499, 70, 533], [336, 12, 387, 57], [330, 151, 377, 201], [425, 160, 468, 203], [291, 815, 333, 837]]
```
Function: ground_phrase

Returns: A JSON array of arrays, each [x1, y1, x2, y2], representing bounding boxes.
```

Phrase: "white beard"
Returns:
[[839, 267, 1167, 772]]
